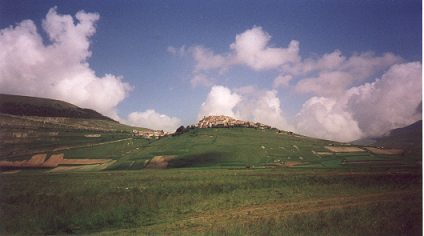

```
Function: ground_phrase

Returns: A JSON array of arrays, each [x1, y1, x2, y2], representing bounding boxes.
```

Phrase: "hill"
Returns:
[[0, 94, 114, 121], [62, 121, 417, 171], [352, 120, 422, 158], [0, 94, 149, 159]]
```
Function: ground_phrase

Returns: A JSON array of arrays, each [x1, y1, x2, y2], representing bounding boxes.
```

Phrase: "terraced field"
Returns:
[[0, 113, 143, 160]]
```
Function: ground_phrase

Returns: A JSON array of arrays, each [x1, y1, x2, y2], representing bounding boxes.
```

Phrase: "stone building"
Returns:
[[133, 129, 166, 139]]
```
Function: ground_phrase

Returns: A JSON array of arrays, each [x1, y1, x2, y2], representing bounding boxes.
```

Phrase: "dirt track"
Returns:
[[94, 188, 420, 235], [52, 138, 133, 152], [167, 190, 419, 231]]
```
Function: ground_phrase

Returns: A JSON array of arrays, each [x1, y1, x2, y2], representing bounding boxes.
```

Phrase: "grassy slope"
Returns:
[[0, 94, 151, 159], [0, 113, 147, 160], [0, 167, 420, 235], [66, 127, 331, 168], [63, 127, 412, 170], [129, 128, 335, 167]]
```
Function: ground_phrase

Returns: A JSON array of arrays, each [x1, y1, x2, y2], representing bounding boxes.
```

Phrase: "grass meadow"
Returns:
[[0, 167, 421, 235]]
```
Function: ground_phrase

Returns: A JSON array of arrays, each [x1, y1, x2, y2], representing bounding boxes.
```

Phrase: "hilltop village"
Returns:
[[133, 115, 274, 139], [197, 115, 271, 129]]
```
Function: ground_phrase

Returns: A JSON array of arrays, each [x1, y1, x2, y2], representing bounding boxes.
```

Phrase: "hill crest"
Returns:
[[0, 94, 115, 122]]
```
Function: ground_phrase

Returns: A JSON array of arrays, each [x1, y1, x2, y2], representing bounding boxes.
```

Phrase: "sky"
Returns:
[[0, 0, 421, 142]]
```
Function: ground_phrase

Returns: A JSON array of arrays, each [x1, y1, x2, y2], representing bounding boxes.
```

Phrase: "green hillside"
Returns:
[[0, 94, 114, 121], [61, 127, 414, 170], [0, 94, 150, 160], [0, 113, 147, 160]]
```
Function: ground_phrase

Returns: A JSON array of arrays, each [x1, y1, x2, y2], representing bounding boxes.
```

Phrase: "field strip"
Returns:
[[59, 159, 112, 165], [364, 147, 404, 155], [89, 189, 420, 235], [52, 138, 133, 152]]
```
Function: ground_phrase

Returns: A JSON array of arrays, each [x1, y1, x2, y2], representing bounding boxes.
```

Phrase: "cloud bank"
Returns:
[[296, 62, 421, 142], [127, 110, 182, 133], [189, 26, 421, 142], [0, 7, 131, 118]]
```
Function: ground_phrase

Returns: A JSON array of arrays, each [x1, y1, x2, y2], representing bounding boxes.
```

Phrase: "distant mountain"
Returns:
[[352, 120, 422, 158], [0, 94, 115, 121]]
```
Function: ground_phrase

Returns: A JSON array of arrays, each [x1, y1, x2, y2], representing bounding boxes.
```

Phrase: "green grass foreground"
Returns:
[[0, 167, 421, 235]]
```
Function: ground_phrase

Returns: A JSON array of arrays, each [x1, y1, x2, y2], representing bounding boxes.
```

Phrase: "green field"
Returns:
[[0, 167, 421, 235]]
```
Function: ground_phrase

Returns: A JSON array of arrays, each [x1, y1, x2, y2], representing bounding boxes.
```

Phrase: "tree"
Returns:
[[174, 125, 186, 135]]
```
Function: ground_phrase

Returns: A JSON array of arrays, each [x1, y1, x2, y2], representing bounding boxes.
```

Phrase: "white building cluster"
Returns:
[[197, 115, 271, 129]]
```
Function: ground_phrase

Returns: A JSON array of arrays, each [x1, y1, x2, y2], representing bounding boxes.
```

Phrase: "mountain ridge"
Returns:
[[0, 94, 115, 122], [352, 120, 422, 158]]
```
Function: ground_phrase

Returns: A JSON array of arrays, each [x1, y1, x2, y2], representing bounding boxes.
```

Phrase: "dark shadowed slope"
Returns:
[[0, 94, 115, 121], [352, 120, 422, 158]]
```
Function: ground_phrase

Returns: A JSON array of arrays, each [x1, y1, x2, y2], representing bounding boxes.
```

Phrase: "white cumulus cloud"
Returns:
[[236, 89, 293, 131], [127, 110, 182, 133], [295, 96, 363, 142], [198, 85, 241, 118], [0, 7, 131, 118], [295, 62, 422, 141], [346, 62, 422, 137], [189, 26, 300, 73], [230, 26, 300, 70]]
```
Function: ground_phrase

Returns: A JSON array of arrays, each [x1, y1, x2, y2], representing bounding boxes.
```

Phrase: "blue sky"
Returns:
[[0, 0, 421, 141]]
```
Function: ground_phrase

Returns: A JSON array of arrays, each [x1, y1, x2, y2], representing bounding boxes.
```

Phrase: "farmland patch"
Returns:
[[364, 147, 403, 155], [0, 153, 113, 170], [145, 156, 176, 169], [325, 146, 365, 153]]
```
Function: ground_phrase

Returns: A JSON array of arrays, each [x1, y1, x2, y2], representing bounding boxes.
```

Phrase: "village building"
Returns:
[[133, 129, 166, 139]]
